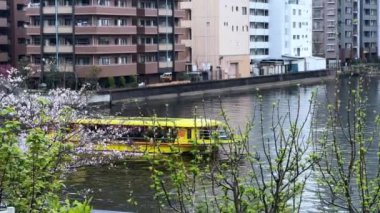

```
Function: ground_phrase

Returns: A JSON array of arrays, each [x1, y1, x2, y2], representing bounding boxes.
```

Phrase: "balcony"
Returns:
[[43, 26, 73, 34], [75, 6, 136, 16], [44, 45, 73, 53], [174, 10, 186, 18], [136, 8, 158, 17], [43, 6, 72, 14], [175, 27, 186, 34], [158, 8, 173, 16], [0, 1, 7, 10], [26, 26, 40, 35], [137, 44, 158, 52], [158, 26, 173, 33], [76, 45, 137, 54], [75, 26, 137, 35], [180, 20, 191, 28], [137, 26, 158, 34], [26, 45, 40, 54], [25, 7, 39, 16], [179, 1, 192, 10], [137, 62, 159, 74], [0, 17, 7, 27], [175, 44, 186, 51], [0, 35, 8, 44], [159, 44, 173, 51], [76, 63, 137, 78], [159, 61, 173, 68], [313, 2, 323, 8], [49, 64, 74, 72], [181, 39, 191, 47], [0, 52, 9, 62]]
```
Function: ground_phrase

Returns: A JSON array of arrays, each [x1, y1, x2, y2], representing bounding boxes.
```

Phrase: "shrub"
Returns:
[[107, 77, 116, 88]]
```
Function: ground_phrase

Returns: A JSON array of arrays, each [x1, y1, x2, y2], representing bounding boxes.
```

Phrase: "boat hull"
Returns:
[[94, 141, 213, 154]]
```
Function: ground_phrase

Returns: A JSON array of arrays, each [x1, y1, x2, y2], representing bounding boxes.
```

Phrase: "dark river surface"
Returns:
[[66, 77, 380, 212]]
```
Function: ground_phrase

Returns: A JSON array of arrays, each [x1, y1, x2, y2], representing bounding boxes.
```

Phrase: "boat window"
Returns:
[[199, 128, 211, 139], [80, 124, 180, 143], [112, 126, 178, 142], [187, 129, 192, 139], [216, 127, 229, 139], [121, 126, 146, 140]]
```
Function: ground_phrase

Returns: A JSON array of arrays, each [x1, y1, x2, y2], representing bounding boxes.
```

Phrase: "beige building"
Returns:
[[180, 0, 250, 80]]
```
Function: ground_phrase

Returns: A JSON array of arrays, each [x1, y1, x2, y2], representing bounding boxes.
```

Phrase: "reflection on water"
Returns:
[[66, 79, 380, 212]]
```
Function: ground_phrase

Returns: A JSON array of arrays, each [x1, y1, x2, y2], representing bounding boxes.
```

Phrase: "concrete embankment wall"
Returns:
[[98, 70, 335, 103]]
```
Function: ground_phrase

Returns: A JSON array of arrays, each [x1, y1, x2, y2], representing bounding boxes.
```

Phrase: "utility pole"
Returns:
[[55, 0, 59, 71]]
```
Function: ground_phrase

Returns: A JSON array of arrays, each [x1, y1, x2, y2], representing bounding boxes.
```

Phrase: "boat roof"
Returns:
[[73, 117, 224, 128]]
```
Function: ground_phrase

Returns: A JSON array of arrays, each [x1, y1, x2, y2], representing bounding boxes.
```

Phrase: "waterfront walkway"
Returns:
[[90, 70, 335, 104]]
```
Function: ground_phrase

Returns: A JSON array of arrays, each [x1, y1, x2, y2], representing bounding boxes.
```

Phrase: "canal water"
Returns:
[[66, 78, 380, 212]]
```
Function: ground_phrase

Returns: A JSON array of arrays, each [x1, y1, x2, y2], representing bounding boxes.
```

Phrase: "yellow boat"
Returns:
[[69, 116, 234, 154]]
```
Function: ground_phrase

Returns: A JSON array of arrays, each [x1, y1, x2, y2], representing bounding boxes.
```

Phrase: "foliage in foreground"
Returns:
[[148, 77, 380, 212], [0, 68, 91, 212], [148, 92, 318, 212]]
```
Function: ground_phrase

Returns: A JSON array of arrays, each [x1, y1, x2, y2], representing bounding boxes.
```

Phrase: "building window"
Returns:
[[17, 21, 24, 28], [18, 38, 26, 44], [17, 4, 24, 11], [250, 22, 269, 29], [98, 37, 111, 45], [76, 57, 90, 65], [250, 9, 269, 16], [98, 19, 111, 26], [99, 57, 111, 65], [98, 0, 111, 6], [76, 38, 90, 45], [242, 7, 247, 15], [251, 35, 269, 42], [345, 7, 352, 14], [250, 48, 269, 55], [345, 31, 352, 38]]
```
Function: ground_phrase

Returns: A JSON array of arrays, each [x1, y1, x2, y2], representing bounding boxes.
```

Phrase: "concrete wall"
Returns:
[[287, 0, 312, 57], [219, 54, 251, 78], [268, 1, 286, 58], [191, 0, 220, 68], [219, 0, 250, 56], [191, 0, 250, 79], [103, 69, 333, 102], [305, 57, 327, 71]]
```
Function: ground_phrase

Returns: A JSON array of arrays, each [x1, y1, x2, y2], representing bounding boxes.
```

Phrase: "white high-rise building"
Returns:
[[250, 0, 312, 60]]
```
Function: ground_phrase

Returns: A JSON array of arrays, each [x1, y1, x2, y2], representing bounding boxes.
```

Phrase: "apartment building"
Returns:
[[249, 0, 269, 60], [0, 0, 9, 64], [250, 0, 312, 60], [249, 0, 314, 74], [338, 0, 378, 62], [0, 0, 28, 66], [9, 0, 28, 65], [25, 0, 187, 84], [312, 0, 338, 67], [180, 0, 250, 80]]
